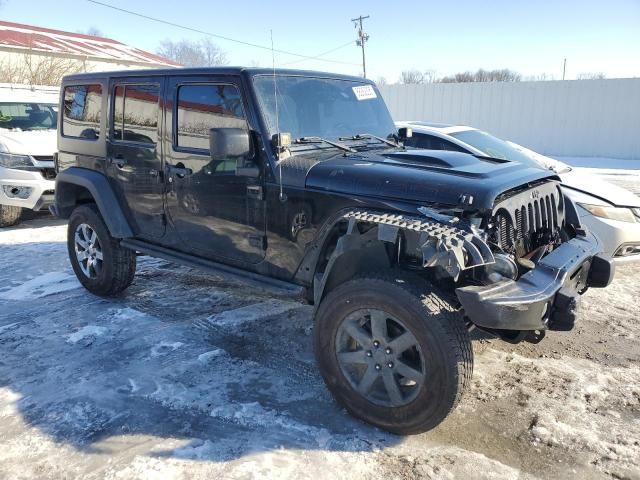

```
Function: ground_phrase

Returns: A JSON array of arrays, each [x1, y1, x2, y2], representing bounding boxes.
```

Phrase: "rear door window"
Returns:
[[112, 83, 160, 144]]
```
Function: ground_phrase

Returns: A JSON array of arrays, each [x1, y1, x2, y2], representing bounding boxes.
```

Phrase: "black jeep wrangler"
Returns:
[[53, 68, 614, 434]]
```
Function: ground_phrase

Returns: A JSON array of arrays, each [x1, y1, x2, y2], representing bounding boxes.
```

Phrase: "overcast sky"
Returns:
[[2, 0, 640, 81]]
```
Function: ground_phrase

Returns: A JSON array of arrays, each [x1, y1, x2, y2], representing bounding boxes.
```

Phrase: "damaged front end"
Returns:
[[318, 180, 614, 343]]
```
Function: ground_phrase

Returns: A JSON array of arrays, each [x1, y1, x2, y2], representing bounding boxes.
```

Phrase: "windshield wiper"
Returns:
[[339, 133, 400, 148], [294, 136, 356, 153]]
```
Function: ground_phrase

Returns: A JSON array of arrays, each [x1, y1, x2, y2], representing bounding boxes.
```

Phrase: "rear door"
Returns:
[[164, 75, 266, 263], [106, 77, 165, 239]]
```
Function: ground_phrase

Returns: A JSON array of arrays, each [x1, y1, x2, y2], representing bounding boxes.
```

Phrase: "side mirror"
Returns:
[[398, 127, 413, 142], [209, 128, 258, 177], [209, 128, 250, 159]]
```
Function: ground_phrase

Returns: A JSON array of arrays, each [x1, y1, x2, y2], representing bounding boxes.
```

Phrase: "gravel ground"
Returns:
[[0, 215, 638, 480]]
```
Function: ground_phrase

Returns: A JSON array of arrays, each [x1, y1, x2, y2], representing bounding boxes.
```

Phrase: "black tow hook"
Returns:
[[588, 254, 615, 288], [549, 287, 581, 331]]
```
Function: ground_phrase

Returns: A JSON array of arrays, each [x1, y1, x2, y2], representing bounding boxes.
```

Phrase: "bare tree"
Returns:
[[0, 60, 24, 84], [400, 69, 438, 84], [440, 68, 521, 83], [524, 73, 556, 81], [77, 27, 104, 37], [200, 38, 227, 66], [400, 70, 422, 84], [439, 71, 474, 83], [24, 55, 85, 85], [157, 38, 228, 67], [0, 51, 86, 86], [422, 69, 438, 83], [576, 72, 606, 80]]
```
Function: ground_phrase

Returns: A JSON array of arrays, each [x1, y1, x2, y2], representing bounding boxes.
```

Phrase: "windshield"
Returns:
[[450, 129, 543, 168], [0, 102, 58, 131], [252, 75, 396, 142]]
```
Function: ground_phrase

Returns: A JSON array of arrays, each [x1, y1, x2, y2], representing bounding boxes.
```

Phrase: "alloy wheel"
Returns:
[[74, 223, 103, 279], [335, 308, 426, 407]]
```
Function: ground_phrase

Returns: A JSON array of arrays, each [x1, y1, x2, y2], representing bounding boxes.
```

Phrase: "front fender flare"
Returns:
[[310, 209, 495, 305]]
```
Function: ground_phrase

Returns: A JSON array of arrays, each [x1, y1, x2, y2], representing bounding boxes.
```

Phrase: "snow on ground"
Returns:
[[0, 271, 80, 300], [66, 325, 109, 344], [0, 214, 639, 479]]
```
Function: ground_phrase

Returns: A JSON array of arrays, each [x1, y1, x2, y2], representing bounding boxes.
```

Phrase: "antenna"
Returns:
[[271, 30, 287, 203], [271, 30, 280, 141]]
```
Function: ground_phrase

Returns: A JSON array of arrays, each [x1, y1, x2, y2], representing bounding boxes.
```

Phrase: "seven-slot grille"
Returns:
[[492, 181, 565, 257]]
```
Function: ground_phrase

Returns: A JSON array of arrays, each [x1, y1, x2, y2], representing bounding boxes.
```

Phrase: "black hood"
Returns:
[[288, 149, 557, 211]]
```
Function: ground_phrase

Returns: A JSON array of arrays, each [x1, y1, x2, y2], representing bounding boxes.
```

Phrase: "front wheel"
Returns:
[[314, 273, 473, 435], [67, 204, 136, 296]]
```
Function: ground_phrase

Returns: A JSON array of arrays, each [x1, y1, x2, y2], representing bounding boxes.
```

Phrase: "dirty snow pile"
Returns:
[[473, 350, 640, 476]]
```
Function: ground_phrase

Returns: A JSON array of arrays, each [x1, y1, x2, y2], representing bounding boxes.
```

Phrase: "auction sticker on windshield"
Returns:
[[352, 85, 377, 101]]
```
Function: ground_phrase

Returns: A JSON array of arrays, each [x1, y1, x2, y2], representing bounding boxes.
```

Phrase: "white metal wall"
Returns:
[[379, 79, 640, 160]]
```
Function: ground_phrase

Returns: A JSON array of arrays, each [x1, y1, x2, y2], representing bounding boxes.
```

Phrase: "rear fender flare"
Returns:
[[54, 167, 133, 238]]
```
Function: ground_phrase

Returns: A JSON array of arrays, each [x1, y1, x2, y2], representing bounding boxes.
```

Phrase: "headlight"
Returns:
[[578, 203, 637, 223], [0, 152, 35, 168]]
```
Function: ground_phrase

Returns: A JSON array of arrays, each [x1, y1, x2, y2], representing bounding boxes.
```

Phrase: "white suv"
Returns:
[[0, 84, 58, 227]]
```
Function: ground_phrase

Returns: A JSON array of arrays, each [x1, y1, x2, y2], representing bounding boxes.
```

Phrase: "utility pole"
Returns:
[[351, 15, 370, 78], [562, 58, 567, 80]]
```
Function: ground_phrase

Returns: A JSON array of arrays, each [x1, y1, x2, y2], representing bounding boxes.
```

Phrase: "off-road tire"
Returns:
[[67, 204, 136, 296], [0, 204, 22, 227], [314, 272, 473, 435]]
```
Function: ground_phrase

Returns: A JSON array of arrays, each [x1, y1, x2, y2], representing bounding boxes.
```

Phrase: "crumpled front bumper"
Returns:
[[456, 232, 614, 332]]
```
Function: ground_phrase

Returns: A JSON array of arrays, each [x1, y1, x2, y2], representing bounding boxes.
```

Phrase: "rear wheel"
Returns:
[[67, 204, 136, 296], [314, 273, 472, 434], [0, 204, 22, 227]]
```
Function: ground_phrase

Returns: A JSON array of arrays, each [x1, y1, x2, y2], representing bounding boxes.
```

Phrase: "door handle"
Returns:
[[247, 185, 263, 200]]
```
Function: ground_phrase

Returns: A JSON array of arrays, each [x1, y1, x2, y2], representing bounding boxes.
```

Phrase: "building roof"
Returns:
[[0, 20, 180, 67]]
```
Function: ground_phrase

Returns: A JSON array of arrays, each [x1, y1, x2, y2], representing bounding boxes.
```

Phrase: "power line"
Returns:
[[279, 40, 355, 67], [84, 0, 360, 66]]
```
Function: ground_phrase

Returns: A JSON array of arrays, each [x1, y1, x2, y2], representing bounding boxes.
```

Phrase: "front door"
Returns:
[[106, 78, 165, 239], [164, 76, 265, 264]]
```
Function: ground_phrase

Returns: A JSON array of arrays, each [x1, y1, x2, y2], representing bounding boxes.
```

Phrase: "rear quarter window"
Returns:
[[62, 85, 102, 140]]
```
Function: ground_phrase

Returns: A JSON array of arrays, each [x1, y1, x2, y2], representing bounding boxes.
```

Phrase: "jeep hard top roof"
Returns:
[[62, 67, 374, 84]]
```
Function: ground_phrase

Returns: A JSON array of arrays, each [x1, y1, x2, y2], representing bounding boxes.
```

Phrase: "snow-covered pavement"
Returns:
[[0, 216, 639, 479]]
